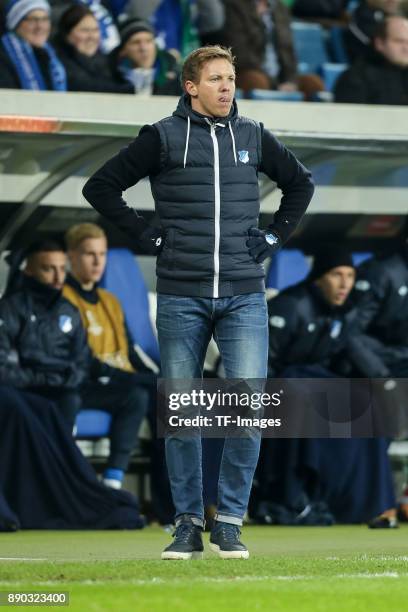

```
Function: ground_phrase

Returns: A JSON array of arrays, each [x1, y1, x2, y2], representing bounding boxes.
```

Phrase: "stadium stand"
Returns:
[[291, 21, 329, 73], [247, 89, 304, 102], [320, 62, 348, 92]]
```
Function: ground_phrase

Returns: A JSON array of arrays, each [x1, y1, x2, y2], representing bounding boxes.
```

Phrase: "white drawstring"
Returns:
[[183, 115, 191, 168], [228, 121, 237, 166], [195, 118, 237, 167]]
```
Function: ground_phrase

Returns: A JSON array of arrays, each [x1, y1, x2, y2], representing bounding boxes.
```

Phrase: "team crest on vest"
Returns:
[[238, 150, 249, 164], [59, 315, 73, 334]]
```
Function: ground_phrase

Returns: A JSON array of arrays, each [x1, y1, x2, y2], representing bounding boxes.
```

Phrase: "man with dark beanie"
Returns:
[[267, 247, 357, 379], [254, 247, 397, 528], [111, 18, 182, 95]]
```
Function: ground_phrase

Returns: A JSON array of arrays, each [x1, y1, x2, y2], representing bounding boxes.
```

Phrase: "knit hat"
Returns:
[[309, 247, 354, 281], [5, 0, 50, 31], [117, 18, 155, 49]]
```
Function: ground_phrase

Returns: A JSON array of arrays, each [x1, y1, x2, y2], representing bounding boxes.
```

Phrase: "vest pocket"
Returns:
[[158, 227, 175, 270]]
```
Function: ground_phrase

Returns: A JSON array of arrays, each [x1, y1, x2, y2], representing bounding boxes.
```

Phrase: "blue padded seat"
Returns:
[[99, 248, 160, 364], [328, 26, 349, 64], [352, 252, 373, 267], [321, 62, 348, 92], [266, 249, 310, 291], [291, 21, 329, 73], [247, 89, 304, 102], [76, 409, 112, 438]]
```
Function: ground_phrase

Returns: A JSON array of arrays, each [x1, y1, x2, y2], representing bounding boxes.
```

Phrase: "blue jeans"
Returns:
[[156, 292, 268, 526]]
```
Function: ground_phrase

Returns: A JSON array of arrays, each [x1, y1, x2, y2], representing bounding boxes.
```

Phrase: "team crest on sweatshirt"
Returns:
[[238, 150, 249, 164], [59, 315, 73, 334]]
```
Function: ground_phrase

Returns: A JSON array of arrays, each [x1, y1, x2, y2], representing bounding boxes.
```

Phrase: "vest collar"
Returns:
[[175, 95, 239, 169], [173, 93, 238, 126]]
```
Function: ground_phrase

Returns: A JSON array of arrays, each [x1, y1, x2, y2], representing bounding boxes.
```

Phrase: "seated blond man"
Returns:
[[63, 223, 155, 489]]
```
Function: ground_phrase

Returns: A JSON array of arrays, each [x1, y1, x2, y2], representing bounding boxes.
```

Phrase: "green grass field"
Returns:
[[1, 526, 408, 611]]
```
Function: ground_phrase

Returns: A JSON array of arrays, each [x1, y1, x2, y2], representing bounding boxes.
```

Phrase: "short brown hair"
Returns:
[[181, 45, 235, 91], [65, 223, 106, 251]]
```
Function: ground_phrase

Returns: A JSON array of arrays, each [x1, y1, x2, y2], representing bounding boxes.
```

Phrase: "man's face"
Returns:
[[25, 251, 67, 290], [367, 0, 402, 13], [16, 9, 51, 48], [185, 58, 236, 118], [68, 237, 107, 286], [315, 266, 356, 306], [120, 31, 156, 68], [375, 17, 408, 66]]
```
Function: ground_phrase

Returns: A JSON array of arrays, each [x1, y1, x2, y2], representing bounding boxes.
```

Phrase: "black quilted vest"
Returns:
[[151, 95, 264, 298]]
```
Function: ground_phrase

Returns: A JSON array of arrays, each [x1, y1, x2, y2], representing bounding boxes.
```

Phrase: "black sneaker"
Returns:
[[209, 521, 249, 559], [161, 515, 204, 560]]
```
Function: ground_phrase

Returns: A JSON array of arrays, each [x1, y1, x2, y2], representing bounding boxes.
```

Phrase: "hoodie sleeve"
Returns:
[[82, 125, 161, 241], [260, 127, 315, 244]]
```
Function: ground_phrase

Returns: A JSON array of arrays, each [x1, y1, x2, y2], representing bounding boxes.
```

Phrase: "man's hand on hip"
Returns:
[[246, 227, 281, 263], [133, 217, 164, 255]]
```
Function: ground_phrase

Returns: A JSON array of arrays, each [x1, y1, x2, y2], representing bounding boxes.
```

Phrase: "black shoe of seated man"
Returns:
[[246, 227, 281, 263], [161, 515, 204, 560], [209, 521, 249, 559]]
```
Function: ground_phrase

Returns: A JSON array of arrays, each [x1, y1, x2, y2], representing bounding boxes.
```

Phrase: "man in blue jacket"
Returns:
[[83, 45, 314, 559], [0, 239, 89, 414]]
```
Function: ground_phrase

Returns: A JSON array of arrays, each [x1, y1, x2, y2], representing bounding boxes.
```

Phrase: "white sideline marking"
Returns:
[[0, 573, 406, 587], [0, 558, 47, 561]]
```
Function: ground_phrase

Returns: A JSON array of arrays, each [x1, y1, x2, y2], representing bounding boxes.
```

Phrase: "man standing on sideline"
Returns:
[[63, 223, 155, 491], [83, 45, 314, 559]]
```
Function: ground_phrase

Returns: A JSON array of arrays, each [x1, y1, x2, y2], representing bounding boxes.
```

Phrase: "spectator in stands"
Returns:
[[216, 0, 324, 99], [255, 248, 397, 527], [335, 15, 408, 104], [54, 4, 135, 94], [344, 0, 403, 61], [63, 223, 157, 491], [127, 0, 225, 57], [0, 239, 87, 418], [111, 18, 182, 95], [48, 0, 120, 53], [77, 0, 119, 53], [0, 0, 67, 90]]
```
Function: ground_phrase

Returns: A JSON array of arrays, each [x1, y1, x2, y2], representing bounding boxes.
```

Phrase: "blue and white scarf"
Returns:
[[2, 32, 66, 91]]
